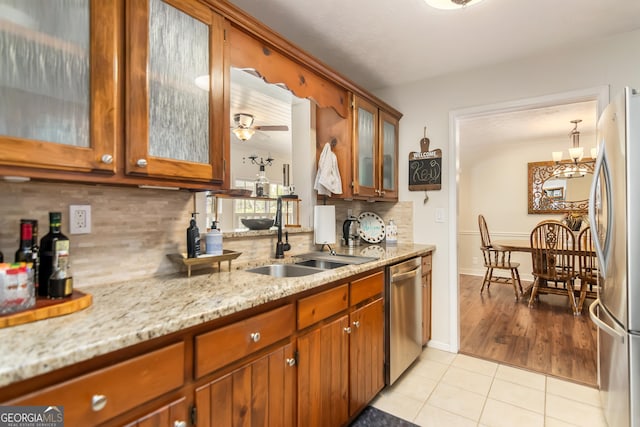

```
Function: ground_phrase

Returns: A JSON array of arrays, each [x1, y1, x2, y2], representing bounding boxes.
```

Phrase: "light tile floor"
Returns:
[[371, 348, 608, 427]]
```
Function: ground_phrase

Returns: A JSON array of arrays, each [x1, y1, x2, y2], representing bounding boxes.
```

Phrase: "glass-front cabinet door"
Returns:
[[0, 0, 118, 173], [353, 96, 378, 198], [352, 95, 399, 200], [126, 0, 227, 183], [380, 110, 399, 200]]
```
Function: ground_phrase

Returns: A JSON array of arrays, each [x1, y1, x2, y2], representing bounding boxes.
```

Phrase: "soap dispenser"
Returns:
[[386, 219, 398, 245], [186, 212, 201, 258], [205, 221, 223, 255]]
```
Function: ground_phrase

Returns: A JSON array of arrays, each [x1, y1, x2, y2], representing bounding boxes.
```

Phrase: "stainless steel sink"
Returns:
[[295, 259, 348, 269], [246, 263, 325, 277], [296, 251, 379, 265]]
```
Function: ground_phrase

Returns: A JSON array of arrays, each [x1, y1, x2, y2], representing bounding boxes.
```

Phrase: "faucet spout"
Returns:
[[275, 197, 291, 258]]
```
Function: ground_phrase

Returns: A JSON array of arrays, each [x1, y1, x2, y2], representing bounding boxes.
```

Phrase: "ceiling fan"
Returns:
[[231, 113, 289, 141]]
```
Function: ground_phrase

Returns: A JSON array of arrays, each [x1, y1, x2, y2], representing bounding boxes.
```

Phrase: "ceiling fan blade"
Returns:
[[254, 125, 289, 131]]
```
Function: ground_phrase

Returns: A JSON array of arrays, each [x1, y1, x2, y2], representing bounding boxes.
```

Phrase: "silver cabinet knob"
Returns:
[[344, 327, 351, 334], [91, 394, 107, 412], [250, 332, 261, 342], [353, 320, 360, 328], [286, 358, 296, 367], [101, 154, 113, 164], [174, 421, 187, 427], [136, 159, 148, 167]]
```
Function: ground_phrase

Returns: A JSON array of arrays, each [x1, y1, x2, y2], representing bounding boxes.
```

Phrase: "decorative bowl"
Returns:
[[241, 218, 275, 230]]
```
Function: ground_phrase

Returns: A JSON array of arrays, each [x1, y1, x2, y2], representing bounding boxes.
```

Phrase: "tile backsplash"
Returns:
[[0, 181, 413, 287]]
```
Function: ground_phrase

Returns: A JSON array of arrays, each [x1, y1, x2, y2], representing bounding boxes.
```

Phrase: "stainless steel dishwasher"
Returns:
[[385, 257, 423, 385]]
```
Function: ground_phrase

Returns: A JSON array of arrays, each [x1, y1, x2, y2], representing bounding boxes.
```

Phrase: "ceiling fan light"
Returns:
[[423, 0, 485, 10], [233, 127, 255, 141]]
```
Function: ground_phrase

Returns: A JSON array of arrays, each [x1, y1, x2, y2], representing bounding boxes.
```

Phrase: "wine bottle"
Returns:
[[48, 245, 73, 299], [39, 212, 70, 298], [15, 221, 34, 263], [27, 219, 39, 287], [0, 250, 3, 263]]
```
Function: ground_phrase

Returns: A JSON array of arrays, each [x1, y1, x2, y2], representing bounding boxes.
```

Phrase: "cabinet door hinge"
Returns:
[[294, 349, 299, 365], [190, 405, 197, 426], [223, 28, 227, 41]]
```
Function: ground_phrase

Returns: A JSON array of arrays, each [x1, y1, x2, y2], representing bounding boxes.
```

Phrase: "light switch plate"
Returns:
[[435, 207, 445, 223], [70, 205, 91, 234]]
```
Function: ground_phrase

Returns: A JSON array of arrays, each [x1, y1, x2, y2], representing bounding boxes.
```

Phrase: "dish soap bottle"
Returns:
[[386, 219, 398, 245], [255, 165, 269, 197], [205, 221, 223, 256], [186, 212, 201, 258]]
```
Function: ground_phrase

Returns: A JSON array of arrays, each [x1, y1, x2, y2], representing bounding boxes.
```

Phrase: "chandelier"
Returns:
[[552, 119, 597, 164]]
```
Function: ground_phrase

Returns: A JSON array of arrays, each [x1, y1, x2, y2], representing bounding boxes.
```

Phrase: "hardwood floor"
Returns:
[[459, 274, 598, 387]]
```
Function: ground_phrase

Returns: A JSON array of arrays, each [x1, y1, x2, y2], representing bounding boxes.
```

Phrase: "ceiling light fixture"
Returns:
[[423, 0, 485, 10], [232, 113, 256, 141], [552, 119, 597, 164]]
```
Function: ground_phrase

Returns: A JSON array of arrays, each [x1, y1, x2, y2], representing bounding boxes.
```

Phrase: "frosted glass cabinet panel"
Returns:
[[126, 0, 227, 183], [352, 95, 399, 200], [380, 110, 399, 200], [357, 107, 375, 188], [353, 96, 378, 198], [0, 0, 118, 173], [148, 0, 209, 163]]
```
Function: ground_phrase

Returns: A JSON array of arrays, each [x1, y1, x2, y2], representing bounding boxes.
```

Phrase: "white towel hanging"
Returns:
[[314, 142, 343, 196]]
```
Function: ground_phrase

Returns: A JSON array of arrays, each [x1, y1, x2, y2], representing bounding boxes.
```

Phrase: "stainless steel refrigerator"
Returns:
[[589, 86, 640, 427]]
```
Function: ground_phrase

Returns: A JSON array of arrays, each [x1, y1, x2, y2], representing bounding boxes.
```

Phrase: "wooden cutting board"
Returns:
[[0, 290, 92, 329]]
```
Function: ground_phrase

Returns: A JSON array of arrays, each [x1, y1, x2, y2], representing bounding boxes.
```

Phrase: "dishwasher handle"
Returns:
[[391, 268, 419, 283]]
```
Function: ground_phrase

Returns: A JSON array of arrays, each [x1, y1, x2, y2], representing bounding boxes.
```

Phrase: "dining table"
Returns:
[[491, 239, 597, 300]]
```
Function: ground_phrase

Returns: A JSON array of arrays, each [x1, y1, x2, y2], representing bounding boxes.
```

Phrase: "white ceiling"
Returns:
[[227, 0, 640, 91], [227, 0, 640, 155]]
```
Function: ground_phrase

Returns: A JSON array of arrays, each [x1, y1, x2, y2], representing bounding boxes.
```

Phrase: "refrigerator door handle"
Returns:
[[589, 299, 625, 343], [588, 143, 612, 277]]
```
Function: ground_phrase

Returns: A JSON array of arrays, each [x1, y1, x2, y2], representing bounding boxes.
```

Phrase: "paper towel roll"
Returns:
[[314, 205, 336, 245]]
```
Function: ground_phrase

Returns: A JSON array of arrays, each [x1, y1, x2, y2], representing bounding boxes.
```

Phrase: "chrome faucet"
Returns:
[[275, 197, 291, 258]]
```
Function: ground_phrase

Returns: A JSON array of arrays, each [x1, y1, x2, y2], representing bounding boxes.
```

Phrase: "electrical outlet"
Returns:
[[70, 205, 91, 234]]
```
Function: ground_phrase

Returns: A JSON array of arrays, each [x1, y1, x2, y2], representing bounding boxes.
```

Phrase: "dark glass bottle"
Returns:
[[39, 212, 70, 298], [0, 250, 3, 263], [27, 219, 39, 286], [15, 222, 34, 263]]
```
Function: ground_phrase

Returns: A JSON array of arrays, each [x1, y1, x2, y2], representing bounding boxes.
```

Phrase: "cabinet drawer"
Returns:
[[350, 271, 384, 306], [195, 304, 294, 378], [298, 284, 348, 330], [422, 253, 432, 272], [11, 342, 184, 426]]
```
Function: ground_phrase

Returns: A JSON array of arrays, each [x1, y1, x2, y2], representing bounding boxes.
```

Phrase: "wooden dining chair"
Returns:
[[478, 215, 523, 300], [529, 220, 583, 315], [576, 226, 598, 312]]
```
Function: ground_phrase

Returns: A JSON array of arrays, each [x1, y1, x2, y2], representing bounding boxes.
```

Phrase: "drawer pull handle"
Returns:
[[250, 332, 261, 342], [136, 158, 148, 168], [353, 320, 360, 328], [91, 394, 107, 412], [344, 327, 351, 334], [101, 154, 113, 164], [286, 358, 296, 367], [174, 421, 187, 427]]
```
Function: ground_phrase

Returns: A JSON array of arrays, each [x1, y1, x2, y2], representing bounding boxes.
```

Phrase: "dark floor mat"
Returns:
[[349, 406, 419, 426]]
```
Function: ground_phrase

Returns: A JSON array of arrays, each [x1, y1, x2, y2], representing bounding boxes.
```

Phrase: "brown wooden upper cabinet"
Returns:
[[352, 95, 399, 201], [0, 0, 118, 174], [126, 0, 227, 183]]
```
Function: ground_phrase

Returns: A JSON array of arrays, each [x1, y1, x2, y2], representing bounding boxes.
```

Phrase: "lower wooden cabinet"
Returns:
[[349, 298, 384, 417], [297, 315, 350, 427], [123, 397, 188, 427], [195, 343, 296, 427], [10, 342, 185, 427]]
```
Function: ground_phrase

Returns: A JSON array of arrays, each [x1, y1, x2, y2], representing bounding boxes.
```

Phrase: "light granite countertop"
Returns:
[[0, 243, 434, 388]]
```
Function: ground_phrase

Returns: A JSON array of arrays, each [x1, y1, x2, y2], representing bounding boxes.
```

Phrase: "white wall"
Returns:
[[376, 29, 640, 351]]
